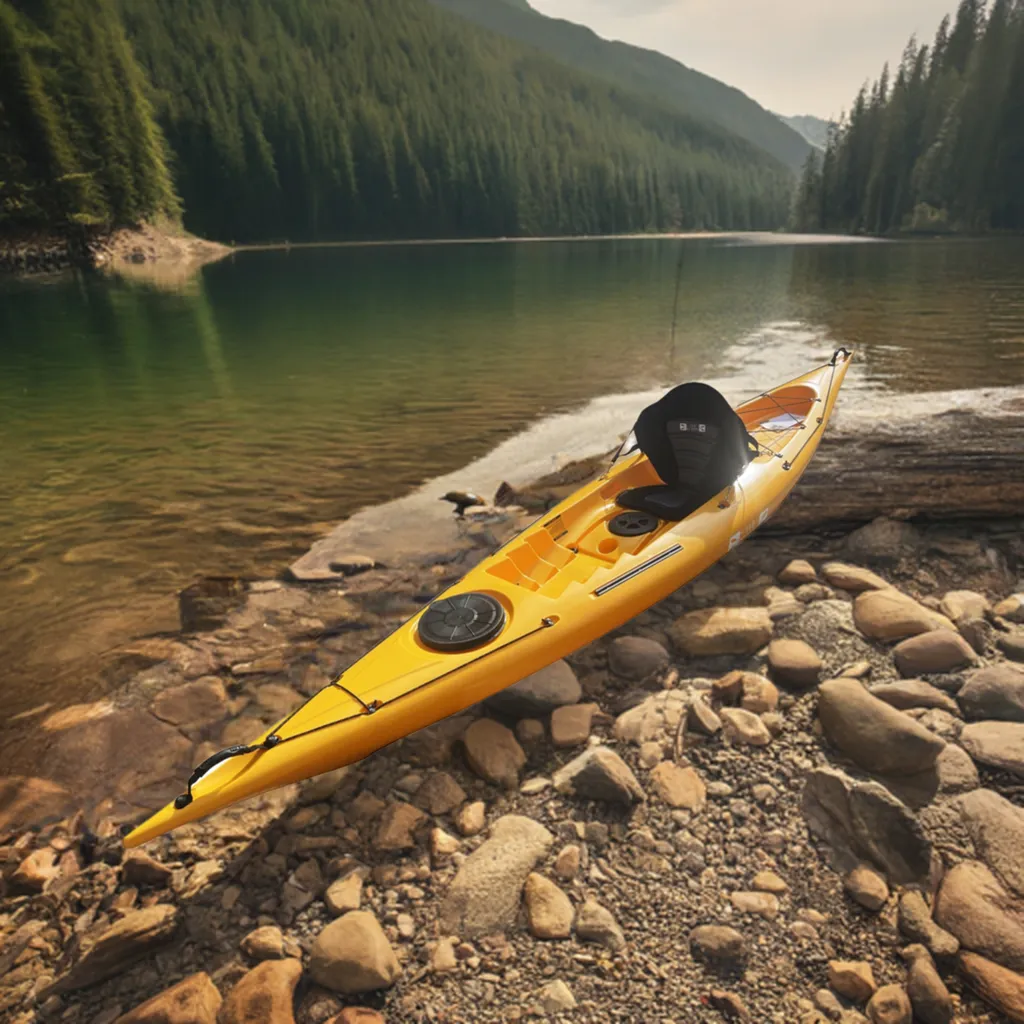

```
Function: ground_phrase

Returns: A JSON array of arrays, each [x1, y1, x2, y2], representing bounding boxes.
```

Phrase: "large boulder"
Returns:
[[934, 861, 1024, 972], [817, 678, 945, 776], [552, 747, 644, 805], [853, 589, 954, 642], [843, 517, 920, 565], [309, 912, 400, 994], [958, 664, 1024, 722], [961, 722, 1024, 777], [956, 789, 1024, 897], [669, 606, 772, 656], [152, 678, 229, 738], [485, 660, 581, 717], [802, 767, 934, 885], [439, 815, 553, 936]]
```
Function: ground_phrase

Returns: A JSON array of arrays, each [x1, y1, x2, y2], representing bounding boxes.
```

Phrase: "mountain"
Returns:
[[777, 114, 830, 150], [1, 0, 793, 243], [427, 0, 812, 171]]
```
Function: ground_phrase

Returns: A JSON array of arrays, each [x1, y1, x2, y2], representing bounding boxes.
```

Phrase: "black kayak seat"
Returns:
[[616, 382, 759, 521]]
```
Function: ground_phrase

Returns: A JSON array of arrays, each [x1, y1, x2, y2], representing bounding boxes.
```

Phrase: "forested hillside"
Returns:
[[0, 0, 177, 231], [792, 0, 1024, 234], [428, 0, 812, 171], [1, 0, 794, 244]]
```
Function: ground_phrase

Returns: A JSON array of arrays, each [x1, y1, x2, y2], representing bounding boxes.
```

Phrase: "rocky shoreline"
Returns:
[[2, 508, 1024, 1024], [0, 223, 230, 278]]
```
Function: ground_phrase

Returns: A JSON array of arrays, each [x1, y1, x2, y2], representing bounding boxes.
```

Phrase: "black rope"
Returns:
[[170, 616, 557, 810]]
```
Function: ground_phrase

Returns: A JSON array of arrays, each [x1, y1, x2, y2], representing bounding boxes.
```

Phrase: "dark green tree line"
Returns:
[[793, 0, 1024, 234], [0, 0, 177, 230], [3, 0, 794, 241]]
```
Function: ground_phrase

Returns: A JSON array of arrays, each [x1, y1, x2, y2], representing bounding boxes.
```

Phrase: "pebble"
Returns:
[[843, 863, 889, 912], [828, 961, 877, 1004]]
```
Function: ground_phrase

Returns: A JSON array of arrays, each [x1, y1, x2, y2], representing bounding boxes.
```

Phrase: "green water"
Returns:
[[2, 235, 1024, 723]]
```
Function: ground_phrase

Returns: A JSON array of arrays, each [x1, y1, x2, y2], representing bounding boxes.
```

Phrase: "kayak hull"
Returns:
[[125, 353, 851, 847]]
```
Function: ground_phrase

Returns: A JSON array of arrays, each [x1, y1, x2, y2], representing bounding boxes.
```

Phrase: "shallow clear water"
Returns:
[[2, 234, 1023, 723]]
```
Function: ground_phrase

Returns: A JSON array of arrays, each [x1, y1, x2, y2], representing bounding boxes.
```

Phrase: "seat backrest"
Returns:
[[633, 382, 757, 490]]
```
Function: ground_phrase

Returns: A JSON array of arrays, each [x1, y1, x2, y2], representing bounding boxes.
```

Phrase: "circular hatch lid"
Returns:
[[608, 511, 660, 537], [418, 592, 506, 652]]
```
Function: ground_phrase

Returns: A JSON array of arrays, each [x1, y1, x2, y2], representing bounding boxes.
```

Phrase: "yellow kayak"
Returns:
[[125, 349, 852, 847]]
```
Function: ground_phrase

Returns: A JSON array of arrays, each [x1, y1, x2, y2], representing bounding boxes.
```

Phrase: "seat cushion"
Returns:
[[616, 484, 707, 521]]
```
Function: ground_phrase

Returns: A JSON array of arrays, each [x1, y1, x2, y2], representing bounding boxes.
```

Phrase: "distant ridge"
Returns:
[[777, 114, 830, 150], [428, 0, 812, 170]]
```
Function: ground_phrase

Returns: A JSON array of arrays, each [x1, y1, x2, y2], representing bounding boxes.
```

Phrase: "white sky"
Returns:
[[528, 0, 959, 119]]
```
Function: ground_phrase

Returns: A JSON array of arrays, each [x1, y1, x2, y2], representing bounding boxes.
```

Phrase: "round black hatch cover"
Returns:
[[418, 592, 506, 652], [608, 511, 660, 537]]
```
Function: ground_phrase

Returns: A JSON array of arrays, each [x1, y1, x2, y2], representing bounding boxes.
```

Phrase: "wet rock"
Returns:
[[690, 925, 747, 964], [524, 873, 574, 939], [328, 554, 376, 576], [607, 636, 669, 679], [218, 959, 302, 1024], [779, 559, 818, 585], [485, 660, 581, 717], [179, 576, 245, 633], [892, 631, 976, 676], [868, 680, 959, 715], [958, 952, 1024, 1023], [865, 983, 912, 1024], [822, 562, 890, 592], [940, 590, 990, 623], [552, 746, 645, 804], [309, 912, 401, 994], [817, 678, 945, 775], [956, 789, 1024, 897], [897, 890, 959, 959], [720, 708, 772, 746], [670, 606, 773, 656], [152, 678, 228, 737], [649, 762, 706, 811], [123, 851, 173, 889], [853, 590, 954, 642], [52, 905, 179, 992], [575, 898, 626, 951], [934, 861, 1024, 971], [550, 703, 596, 747], [115, 972, 221, 1024], [440, 815, 553, 936], [843, 863, 889, 911], [614, 690, 688, 744], [803, 767, 934, 884], [844, 517, 919, 564], [767, 639, 822, 688], [903, 946, 953, 1024], [253, 682, 301, 716], [958, 663, 1024, 722], [412, 772, 466, 815], [373, 801, 427, 851], [828, 961, 877, 1004], [240, 926, 288, 960], [462, 719, 526, 788], [961, 722, 1024, 776]]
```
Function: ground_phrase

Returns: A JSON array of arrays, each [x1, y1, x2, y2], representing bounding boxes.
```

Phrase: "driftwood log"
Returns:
[[496, 388, 1024, 533]]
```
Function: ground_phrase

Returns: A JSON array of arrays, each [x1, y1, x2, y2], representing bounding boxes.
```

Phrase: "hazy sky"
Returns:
[[529, 0, 959, 119]]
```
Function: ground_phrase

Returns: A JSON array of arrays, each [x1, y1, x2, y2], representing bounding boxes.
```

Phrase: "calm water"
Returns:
[[2, 235, 1024, 724]]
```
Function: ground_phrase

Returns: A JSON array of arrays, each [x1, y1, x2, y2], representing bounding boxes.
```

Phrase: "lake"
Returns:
[[2, 234, 1024, 728]]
